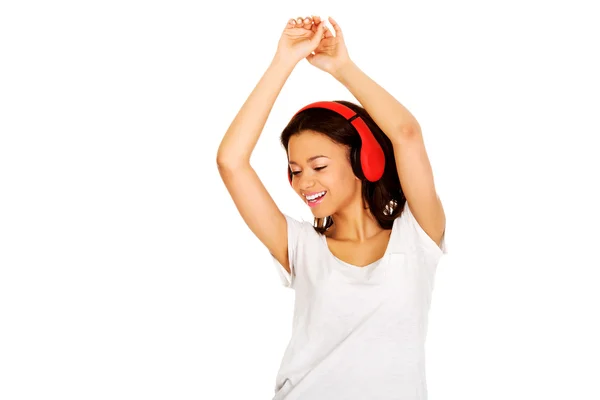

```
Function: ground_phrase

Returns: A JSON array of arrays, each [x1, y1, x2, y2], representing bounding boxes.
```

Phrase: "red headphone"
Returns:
[[287, 101, 385, 185]]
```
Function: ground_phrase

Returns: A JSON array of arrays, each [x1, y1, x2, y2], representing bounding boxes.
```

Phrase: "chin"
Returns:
[[308, 207, 330, 219], [311, 212, 328, 219], [303, 191, 333, 218]]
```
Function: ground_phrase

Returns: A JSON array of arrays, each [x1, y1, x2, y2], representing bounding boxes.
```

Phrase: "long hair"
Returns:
[[280, 100, 407, 234]]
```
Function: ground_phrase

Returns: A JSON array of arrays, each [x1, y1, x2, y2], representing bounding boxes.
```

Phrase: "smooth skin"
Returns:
[[216, 17, 327, 274], [217, 16, 445, 273], [288, 129, 394, 268]]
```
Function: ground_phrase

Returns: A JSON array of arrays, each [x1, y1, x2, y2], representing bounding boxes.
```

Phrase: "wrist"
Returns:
[[271, 53, 299, 71], [332, 60, 357, 82]]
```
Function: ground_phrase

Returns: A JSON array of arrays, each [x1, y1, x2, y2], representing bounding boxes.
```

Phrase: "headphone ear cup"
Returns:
[[351, 115, 385, 182]]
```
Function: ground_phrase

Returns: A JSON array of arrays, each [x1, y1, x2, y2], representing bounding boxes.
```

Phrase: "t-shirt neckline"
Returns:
[[319, 222, 395, 270]]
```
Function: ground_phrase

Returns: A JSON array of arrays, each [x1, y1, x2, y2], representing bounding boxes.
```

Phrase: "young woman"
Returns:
[[217, 15, 447, 400]]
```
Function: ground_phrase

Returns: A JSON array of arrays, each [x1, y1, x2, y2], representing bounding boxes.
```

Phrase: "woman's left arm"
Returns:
[[333, 61, 446, 247]]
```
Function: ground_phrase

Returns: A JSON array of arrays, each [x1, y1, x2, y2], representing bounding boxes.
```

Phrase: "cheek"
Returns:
[[327, 168, 346, 185], [327, 167, 356, 192], [337, 166, 357, 184]]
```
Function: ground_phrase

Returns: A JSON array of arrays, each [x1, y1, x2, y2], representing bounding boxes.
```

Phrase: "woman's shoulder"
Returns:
[[281, 213, 321, 238], [394, 203, 447, 256]]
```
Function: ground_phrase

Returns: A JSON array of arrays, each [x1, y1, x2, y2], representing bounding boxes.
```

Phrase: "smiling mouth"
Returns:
[[305, 191, 327, 207]]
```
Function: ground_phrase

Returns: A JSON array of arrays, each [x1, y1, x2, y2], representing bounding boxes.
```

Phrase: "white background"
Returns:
[[1, 0, 599, 399]]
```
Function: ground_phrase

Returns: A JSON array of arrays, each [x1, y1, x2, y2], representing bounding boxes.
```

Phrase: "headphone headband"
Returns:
[[294, 101, 358, 120]]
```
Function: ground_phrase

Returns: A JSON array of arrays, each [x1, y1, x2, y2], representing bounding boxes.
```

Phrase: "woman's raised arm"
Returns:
[[216, 17, 327, 273]]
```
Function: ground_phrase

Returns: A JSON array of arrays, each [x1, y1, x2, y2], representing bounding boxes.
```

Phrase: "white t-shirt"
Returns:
[[270, 203, 447, 400]]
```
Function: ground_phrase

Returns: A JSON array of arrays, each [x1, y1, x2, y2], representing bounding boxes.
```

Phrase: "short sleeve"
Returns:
[[270, 214, 306, 289], [403, 203, 447, 257]]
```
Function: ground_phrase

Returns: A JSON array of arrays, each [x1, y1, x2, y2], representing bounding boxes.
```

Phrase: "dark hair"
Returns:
[[280, 100, 406, 234]]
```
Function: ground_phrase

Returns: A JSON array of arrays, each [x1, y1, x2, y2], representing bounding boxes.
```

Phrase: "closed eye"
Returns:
[[291, 166, 327, 176]]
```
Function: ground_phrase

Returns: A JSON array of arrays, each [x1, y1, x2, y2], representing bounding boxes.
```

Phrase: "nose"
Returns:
[[297, 172, 315, 190]]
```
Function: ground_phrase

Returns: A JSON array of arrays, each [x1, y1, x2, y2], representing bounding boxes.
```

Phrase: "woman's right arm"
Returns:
[[216, 55, 296, 274], [216, 17, 326, 275]]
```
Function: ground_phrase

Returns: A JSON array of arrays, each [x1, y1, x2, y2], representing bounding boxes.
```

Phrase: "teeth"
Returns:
[[306, 191, 326, 201]]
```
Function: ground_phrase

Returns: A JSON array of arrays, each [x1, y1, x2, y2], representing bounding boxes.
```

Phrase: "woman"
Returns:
[[217, 15, 447, 400]]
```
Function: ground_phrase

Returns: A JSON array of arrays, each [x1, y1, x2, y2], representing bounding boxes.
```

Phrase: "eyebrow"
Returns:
[[288, 155, 329, 166]]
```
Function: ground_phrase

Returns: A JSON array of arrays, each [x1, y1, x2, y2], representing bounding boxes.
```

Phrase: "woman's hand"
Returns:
[[275, 16, 327, 66], [305, 16, 352, 76]]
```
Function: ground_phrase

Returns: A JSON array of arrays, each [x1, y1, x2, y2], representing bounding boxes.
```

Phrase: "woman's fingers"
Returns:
[[328, 16, 342, 38], [310, 21, 327, 44], [312, 15, 321, 25], [288, 16, 317, 30], [286, 16, 329, 41]]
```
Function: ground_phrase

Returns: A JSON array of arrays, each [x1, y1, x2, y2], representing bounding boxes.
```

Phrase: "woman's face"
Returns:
[[288, 130, 361, 218]]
